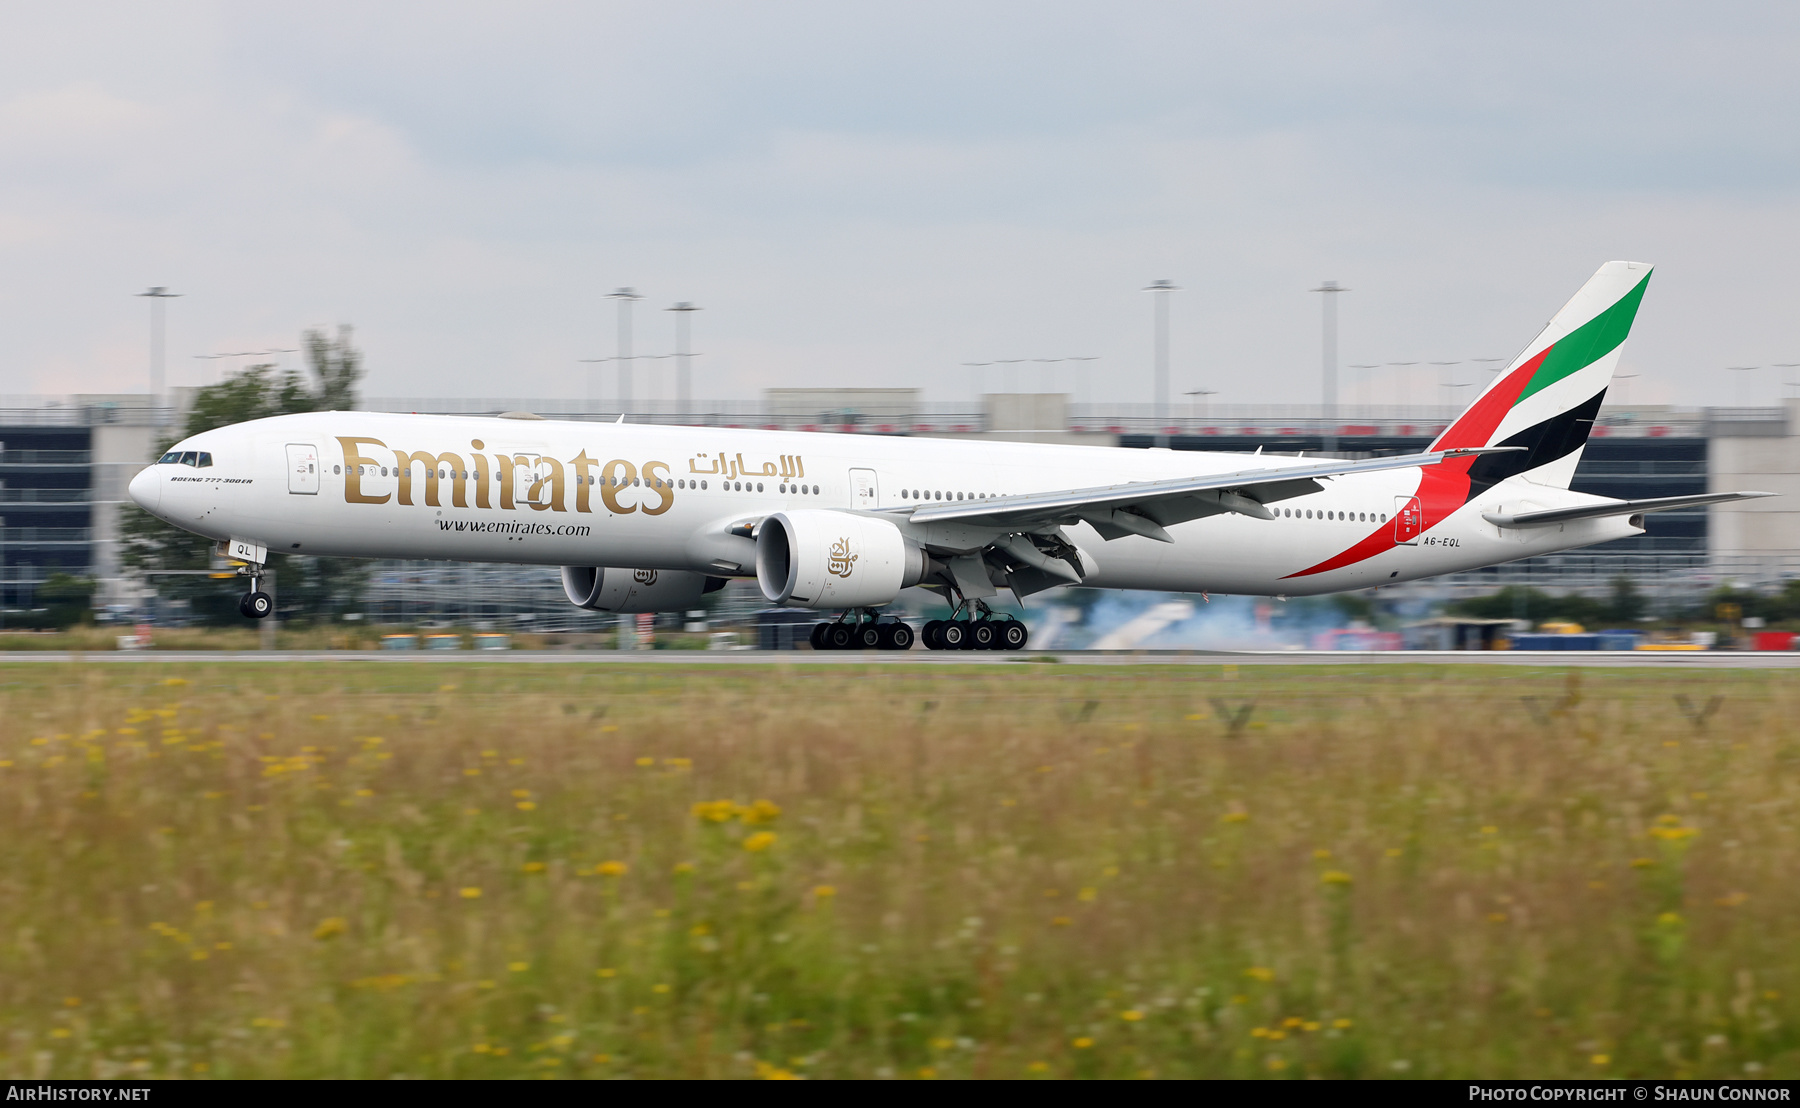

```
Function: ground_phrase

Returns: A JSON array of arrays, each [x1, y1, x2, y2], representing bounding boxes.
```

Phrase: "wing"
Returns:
[[900, 446, 1522, 542], [1482, 490, 1774, 528]]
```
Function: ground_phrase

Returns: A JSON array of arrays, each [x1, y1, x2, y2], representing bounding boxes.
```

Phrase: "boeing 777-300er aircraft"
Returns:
[[129, 261, 1769, 650]]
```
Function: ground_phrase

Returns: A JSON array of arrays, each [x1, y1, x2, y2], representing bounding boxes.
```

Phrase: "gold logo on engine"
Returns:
[[827, 538, 858, 578], [633, 569, 659, 586]]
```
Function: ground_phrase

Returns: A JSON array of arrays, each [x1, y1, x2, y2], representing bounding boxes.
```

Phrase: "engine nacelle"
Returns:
[[561, 566, 727, 613], [755, 510, 926, 610]]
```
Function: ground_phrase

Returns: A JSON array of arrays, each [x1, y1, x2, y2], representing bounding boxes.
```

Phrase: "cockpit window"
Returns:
[[196, 452, 213, 468], [159, 451, 180, 464], [179, 451, 199, 467]]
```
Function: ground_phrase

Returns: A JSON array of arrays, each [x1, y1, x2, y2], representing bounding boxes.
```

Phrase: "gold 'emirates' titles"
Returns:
[[335, 437, 808, 517]]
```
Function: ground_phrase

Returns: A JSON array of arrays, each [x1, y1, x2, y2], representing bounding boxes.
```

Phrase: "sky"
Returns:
[[2, 2, 1799, 411]]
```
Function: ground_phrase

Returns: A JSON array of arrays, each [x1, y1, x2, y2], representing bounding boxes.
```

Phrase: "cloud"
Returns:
[[0, 3, 1797, 405]]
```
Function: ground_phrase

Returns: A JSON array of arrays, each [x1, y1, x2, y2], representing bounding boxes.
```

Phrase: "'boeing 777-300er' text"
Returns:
[[129, 261, 1769, 650]]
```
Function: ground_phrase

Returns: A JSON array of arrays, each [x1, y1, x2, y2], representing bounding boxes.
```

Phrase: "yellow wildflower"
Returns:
[[1072, 1037, 1094, 1049], [1219, 811, 1250, 824], [692, 799, 737, 823], [743, 831, 777, 853], [1591, 1054, 1610, 1066], [516, 801, 537, 811], [813, 885, 837, 898], [596, 968, 617, 978], [1321, 870, 1353, 885], [1333, 1018, 1354, 1029], [521, 861, 546, 874], [741, 798, 783, 824], [312, 917, 347, 940], [1119, 1009, 1144, 1022], [1244, 966, 1275, 983], [508, 962, 529, 973], [596, 860, 628, 877], [460, 887, 482, 899]]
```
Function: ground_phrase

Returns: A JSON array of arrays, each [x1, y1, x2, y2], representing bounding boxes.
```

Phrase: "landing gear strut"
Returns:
[[921, 596, 1030, 652], [810, 609, 915, 651], [237, 563, 273, 620]]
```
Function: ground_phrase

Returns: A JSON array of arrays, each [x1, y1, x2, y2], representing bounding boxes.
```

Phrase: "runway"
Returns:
[[3, 649, 1799, 667]]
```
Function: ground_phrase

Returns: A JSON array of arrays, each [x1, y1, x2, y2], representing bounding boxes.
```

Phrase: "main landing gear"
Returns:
[[921, 599, 1029, 652], [809, 610, 916, 651], [237, 563, 273, 620]]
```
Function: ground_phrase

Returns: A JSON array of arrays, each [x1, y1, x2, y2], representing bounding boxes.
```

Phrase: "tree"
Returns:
[[10, 572, 96, 629], [1605, 575, 1647, 623], [1446, 586, 1610, 627], [120, 327, 371, 624]]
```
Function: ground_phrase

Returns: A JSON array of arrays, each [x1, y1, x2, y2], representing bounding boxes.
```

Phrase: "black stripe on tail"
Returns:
[[1467, 389, 1605, 495]]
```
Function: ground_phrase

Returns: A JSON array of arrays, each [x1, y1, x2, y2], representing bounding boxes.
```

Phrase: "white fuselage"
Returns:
[[129, 411, 1639, 599]]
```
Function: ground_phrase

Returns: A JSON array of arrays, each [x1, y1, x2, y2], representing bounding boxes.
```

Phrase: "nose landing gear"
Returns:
[[237, 563, 273, 620]]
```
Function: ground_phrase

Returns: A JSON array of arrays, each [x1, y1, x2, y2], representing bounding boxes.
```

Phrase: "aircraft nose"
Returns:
[[128, 465, 161, 513]]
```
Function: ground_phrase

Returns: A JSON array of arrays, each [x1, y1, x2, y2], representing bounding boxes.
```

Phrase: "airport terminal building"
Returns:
[[3, 391, 1797, 622]]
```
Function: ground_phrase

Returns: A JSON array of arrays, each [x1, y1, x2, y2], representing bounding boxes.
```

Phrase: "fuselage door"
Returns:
[[286, 444, 320, 495], [850, 467, 879, 509], [512, 453, 546, 505], [1393, 495, 1422, 545]]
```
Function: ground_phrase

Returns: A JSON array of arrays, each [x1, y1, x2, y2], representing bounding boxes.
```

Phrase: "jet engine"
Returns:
[[755, 510, 927, 609], [561, 566, 727, 613]]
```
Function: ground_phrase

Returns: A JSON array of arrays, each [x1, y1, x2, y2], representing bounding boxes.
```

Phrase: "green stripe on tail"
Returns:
[[1515, 272, 1652, 404]]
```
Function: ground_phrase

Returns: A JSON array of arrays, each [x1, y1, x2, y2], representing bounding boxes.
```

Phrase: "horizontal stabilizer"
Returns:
[[1482, 491, 1774, 528]]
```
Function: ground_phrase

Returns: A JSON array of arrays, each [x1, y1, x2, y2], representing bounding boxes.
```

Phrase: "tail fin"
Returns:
[[1431, 260, 1652, 490]]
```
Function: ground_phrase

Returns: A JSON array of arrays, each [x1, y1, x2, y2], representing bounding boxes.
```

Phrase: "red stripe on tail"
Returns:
[[1283, 347, 1553, 579]]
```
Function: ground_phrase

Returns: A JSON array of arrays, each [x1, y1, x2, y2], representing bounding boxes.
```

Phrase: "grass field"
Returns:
[[0, 661, 1795, 1080]]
